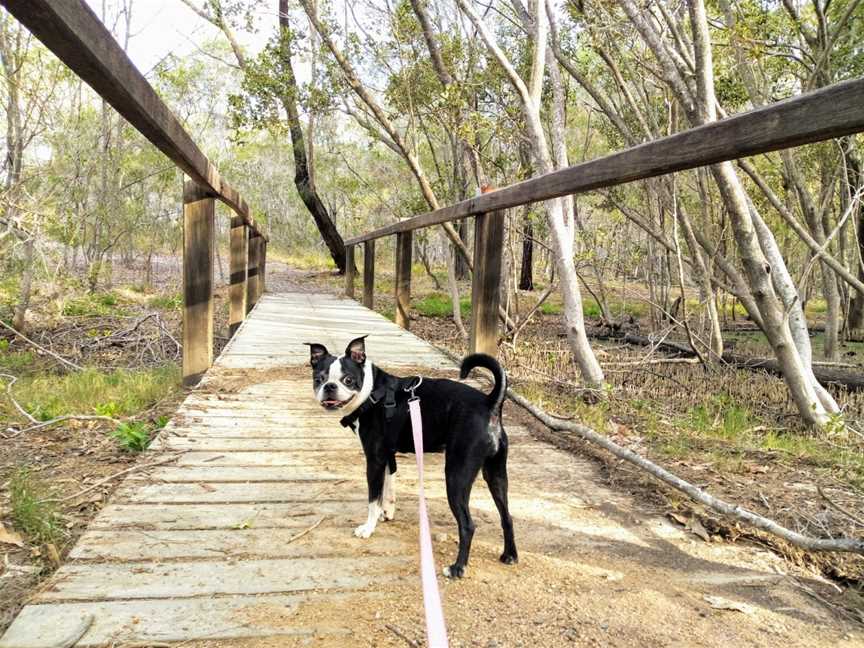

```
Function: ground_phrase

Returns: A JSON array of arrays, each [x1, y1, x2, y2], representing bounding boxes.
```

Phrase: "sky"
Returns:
[[83, 0, 278, 76]]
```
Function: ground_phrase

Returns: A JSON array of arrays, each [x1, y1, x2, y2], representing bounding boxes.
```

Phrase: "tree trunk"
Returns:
[[454, 221, 469, 279], [11, 238, 33, 331], [278, 0, 346, 273], [847, 146, 864, 330], [519, 215, 534, 291]]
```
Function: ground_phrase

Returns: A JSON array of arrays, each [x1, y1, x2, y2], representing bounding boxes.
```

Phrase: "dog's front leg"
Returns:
[[354, 460, 386, 538], [381, 466, 396, 521]]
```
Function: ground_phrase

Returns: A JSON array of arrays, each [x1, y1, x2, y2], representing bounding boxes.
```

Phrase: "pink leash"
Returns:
[[408, 395, 449, 647]]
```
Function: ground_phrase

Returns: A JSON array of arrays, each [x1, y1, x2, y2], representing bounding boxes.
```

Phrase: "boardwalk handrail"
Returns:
[[343, 76, 864, 355], [1, 0, 268, 385], [345, 77, 864, 246]]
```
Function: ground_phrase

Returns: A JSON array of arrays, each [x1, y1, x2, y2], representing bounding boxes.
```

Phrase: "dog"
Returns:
[[305, 335, 518, 578]]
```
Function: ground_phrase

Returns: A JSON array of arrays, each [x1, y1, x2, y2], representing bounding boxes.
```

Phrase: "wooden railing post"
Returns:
[[394, 231, 412, 329], [363, 239, 375, 309], [345, 244, 355, 298], [229, 215, 247, 336], [246, 231, 259, 313], [182, 181, 215, 386], [470, 212, 505, 356], [259, 238, 267, 296]]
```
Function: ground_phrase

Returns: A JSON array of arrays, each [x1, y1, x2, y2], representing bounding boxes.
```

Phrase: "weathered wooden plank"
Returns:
[[345, 243, 355, 298], [182, 181, 214, 386], [345, 77, 864, 245], [394, 231, 413, 329], [36, 556, 408, 602], [70, 526, 408, 561], [115, 480, 356, 504], [470, 211, 504, 356], [130, 465, 349, 482], [363, 239, 375, 308], [0, 594, 364, 647], [229, 216, 248, 335], [91, 501, 359, 530], [161, 436, 358, 453], [0, 0, 265, 233]]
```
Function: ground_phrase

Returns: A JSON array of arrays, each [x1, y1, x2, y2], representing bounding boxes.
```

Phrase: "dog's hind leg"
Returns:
[[482, 432, 518, 565], [355, 460, 386, 538], [443, 458, 482, 578]]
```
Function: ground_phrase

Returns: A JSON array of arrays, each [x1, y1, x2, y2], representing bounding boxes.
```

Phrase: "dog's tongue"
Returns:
[[323, 400, 340, 407]]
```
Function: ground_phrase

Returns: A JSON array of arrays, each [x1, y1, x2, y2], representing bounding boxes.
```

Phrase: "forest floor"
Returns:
[[1, 254, 863, 640]]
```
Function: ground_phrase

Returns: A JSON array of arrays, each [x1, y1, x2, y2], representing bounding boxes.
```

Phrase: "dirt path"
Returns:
[[1, 292, 859, 647]]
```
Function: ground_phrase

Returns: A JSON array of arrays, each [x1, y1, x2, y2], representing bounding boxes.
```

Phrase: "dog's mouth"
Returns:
[[320, 394, 356, 411]]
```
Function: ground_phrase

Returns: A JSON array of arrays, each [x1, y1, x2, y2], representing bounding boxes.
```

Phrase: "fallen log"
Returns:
[[588, 330, 864, 391], [437, 343, 864, 556]]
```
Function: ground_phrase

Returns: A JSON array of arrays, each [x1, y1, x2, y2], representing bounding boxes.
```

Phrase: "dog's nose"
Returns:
[[323, 382, 337, 393]]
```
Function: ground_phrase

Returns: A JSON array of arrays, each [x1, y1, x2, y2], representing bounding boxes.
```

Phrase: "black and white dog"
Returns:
[[305, 336, 517, 578]]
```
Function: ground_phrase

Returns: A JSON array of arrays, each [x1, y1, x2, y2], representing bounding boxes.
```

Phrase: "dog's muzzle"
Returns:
[[320, 393, 356, 411]]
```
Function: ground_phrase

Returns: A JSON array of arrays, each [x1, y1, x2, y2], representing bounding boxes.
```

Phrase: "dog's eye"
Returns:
[[343, 376, 354, 386]]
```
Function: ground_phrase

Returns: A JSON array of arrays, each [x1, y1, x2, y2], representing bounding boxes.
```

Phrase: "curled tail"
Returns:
[[460, 353, 506, 412]]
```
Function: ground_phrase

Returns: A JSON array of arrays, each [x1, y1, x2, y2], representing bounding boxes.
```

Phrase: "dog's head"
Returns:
[[305, 336, 371, 413]]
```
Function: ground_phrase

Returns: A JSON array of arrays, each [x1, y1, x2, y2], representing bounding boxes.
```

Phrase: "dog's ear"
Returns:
[[345, 335, 368, 365], [304, 343, 329, 366]]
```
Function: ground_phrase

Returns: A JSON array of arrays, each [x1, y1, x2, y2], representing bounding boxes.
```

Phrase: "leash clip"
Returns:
[[405, 376, 423, 402]]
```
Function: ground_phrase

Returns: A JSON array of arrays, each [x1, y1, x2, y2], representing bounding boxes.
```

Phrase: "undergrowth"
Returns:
[[9, 469, 63, 546], [5, 365, 180, 423]]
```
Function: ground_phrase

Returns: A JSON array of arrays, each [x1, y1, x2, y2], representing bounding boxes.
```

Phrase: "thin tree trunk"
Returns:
[[278, 0, 346, 273], [519, 214, 534, 291]]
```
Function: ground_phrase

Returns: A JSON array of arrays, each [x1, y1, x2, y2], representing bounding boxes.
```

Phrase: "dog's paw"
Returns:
[[500, 551, 518, 565], [380, 503, 395, 521], [353, 523, 376, 538], [443, 564, 465, 579]]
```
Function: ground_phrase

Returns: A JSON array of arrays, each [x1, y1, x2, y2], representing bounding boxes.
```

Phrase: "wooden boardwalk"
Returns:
[[1, 293, 852, 647]]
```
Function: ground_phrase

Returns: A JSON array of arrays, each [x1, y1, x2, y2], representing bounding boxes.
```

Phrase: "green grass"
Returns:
[[686, 396, 757, 440], [413, 293, 471, 318], [0, 340, 36, 372], [147, 293, 183, 310], [10, 365, 180, 423], [9, 468, 63, 546], [540, 301, 563, 315], [62, 291, 128, 317]]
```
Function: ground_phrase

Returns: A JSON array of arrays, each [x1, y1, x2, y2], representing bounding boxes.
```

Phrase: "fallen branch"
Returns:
[[589, 330, 864, 391], [285, 516, 326, 544], [385, 624, 420, 648], [0, 373, 38, 425], [7, 414, 119, 438], [0, 320, 82, 371], [42, 453, 186, 504], [817, 485, 864, 528], [504, 284, 556, 342], [506, 388, 864, 555]]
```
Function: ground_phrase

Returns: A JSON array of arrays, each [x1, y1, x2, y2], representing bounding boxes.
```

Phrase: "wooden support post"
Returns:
[[394, 231, 412, 329], [363, 239, 375, 309], [182, 181, 215, 386], [345, 244, 355, 298], [259, 238, 267, 297], [246, 231, 260, 313], [470, 212, 505, 356], [229, 215, 247, 336]]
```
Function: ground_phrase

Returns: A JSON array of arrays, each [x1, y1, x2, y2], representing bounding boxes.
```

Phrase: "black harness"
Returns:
[[339, 383, 398, 432], [339, 375, 423, 475]]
